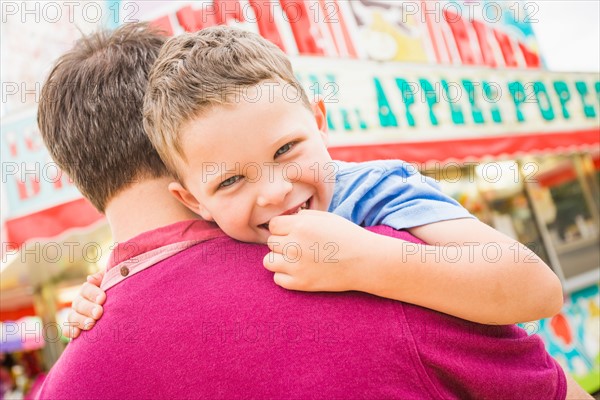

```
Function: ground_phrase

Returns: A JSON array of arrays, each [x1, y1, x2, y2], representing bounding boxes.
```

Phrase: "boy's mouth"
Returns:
[[259, 197, 311, 231]]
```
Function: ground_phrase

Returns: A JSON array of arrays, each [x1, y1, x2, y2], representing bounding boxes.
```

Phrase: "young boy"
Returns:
[[68, 26, 562, 334]]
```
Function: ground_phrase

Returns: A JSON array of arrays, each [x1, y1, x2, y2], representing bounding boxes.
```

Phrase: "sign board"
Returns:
[[140, 0, 542, 68], [1, 111, 82, 220], [290, 57, 599, 147]]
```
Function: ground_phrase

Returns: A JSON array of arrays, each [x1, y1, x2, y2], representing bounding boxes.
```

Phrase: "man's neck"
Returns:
[[104, 177, 199, 242]]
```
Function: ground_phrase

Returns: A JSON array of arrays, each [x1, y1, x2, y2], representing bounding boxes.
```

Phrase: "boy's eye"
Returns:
[[218, 175, 243, 189], [274, 142, 296, 158]]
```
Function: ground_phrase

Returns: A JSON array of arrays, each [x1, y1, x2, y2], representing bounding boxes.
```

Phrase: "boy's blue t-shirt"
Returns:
[[328, 160, 474, 229]]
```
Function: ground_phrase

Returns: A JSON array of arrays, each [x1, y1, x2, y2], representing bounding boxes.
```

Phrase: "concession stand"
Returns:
[[1, 0, 598, 394]]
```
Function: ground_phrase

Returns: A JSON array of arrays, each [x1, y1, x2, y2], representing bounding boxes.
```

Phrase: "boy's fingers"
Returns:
[[73, 296, 104, 320], [263, 252, 288, 273], [268, 216, 294, 236], [62, 324, 81, 339], [267, 235, 288, 252], [273, 272, 295, 290], [67, 309, 96, 331], [267, 235, 301, 254], [86, 271, 104, 286], [81, 282, 106, 304], [297, 209, 322, 216]]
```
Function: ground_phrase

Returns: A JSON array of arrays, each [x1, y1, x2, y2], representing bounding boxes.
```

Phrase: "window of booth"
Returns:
[[525, 154, 600, 285], [584, 149, 600, 212], [425, 153, 599, 291], [421, 161, 552, 267]]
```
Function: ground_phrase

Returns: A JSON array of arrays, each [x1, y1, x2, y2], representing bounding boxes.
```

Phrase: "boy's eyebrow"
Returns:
[[206, 167, 240, 189], [206, 175, 235, 195], [271, 130, 306, 148]]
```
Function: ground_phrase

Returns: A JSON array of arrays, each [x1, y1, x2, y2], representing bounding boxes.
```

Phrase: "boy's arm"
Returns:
[[565, 370, 593, 399], [64, 272, 106, 338], [325, 160, 562, 323], [265, 211, 563, 325], [396, 218, 563, 324]]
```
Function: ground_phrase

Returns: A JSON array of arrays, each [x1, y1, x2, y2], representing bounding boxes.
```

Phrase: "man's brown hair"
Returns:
[[143, 26, 311, 180], [38, 23, 169, 212]]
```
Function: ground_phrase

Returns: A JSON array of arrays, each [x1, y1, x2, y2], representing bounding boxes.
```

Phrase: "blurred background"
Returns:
[[1, 0, 599, 398]]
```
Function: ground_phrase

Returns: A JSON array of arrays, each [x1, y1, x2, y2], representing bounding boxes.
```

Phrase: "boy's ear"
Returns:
[[311, 98, 329, 144], [168, 182, 213, 221]]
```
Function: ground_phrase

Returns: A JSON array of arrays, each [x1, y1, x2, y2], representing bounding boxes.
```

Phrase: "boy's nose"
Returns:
[[256, 177, 293, 207]]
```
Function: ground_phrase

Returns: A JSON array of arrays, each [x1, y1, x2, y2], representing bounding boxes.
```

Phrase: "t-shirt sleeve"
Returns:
[[329, 160, 474, 229]]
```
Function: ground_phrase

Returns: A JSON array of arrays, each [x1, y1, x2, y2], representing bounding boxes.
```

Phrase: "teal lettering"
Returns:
[[419, 78, 439, 126], [395, 78, 417, 127], [482, 81, 502, 123], [441, 79, 465, 125], [326, 113, 335, 131], [462, 80, 484, 124], [374, 78, 398, 127], [575, 81, 597, 118], [553, 81, 571, 119], [533, 82, 555, 121], [508, 81, 527, 122], [355, 109, 368, 130], [340, 109, 352, 130], [308, 74, 321, 98]]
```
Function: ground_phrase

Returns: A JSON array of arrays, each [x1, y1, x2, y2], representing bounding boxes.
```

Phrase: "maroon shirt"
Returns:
[[38, 221, 565, 399]]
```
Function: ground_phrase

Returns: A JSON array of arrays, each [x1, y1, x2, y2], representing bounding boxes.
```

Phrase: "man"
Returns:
[[36, 23, 586, 399]]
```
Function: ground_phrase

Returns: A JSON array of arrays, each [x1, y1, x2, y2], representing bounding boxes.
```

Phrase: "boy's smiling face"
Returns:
[[170, 83, 335, 243]]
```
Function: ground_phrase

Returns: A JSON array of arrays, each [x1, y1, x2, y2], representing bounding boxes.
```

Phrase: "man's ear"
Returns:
[[168, 182, 213, 221], [312, 98, 329, 145]]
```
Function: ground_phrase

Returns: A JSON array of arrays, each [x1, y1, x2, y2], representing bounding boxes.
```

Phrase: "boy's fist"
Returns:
[[63, 271, 106, 339], [263, 210, 376, 292]]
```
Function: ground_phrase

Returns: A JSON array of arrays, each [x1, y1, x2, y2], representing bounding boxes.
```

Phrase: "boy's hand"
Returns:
[[263, 210, 378, 292], [63, 271, 106, 339]]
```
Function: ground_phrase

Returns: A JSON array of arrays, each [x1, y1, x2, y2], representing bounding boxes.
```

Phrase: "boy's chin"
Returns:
[[255, 233, 271, 245], [227, 230, 270, 245]]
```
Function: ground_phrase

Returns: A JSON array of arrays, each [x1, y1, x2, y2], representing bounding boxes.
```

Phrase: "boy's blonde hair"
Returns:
[[143, 26, 312, 180]]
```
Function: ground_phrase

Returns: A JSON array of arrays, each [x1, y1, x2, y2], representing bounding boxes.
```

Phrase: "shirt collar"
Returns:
[[106, 219, 226, 271]]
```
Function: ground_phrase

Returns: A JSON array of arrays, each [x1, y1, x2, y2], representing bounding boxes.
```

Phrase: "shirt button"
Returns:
[[120, 266, 130, 277]]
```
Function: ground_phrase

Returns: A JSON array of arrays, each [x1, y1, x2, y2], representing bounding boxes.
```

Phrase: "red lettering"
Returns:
[[424, 10, 443, 63], [471, 20, 497, 68], [53, 177, 63, 190], [24, 132, 41, 152], [493, 29, 518, 67], [150, 15, 174, 36], [249, 0, 286, 51], [214, 0, 245, 25], [195, 8, 218, 29], [280, 0, 326, 55], [16, 176, 40, 200], [6, 134, 18, 157], [518, 42, 541, 68], [176, 5, 200, 32], [424, 10, 454, 64], [324, 0, 358, 58], [444, 9, 477, 65]]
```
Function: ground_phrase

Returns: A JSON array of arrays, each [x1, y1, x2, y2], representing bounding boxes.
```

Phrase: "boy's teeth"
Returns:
[[262, 200, 310, 228]]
